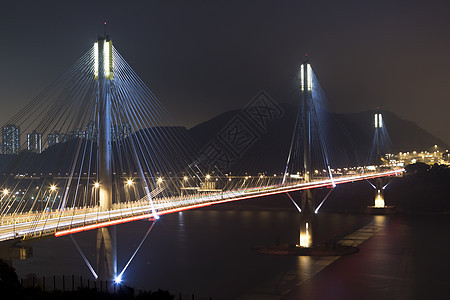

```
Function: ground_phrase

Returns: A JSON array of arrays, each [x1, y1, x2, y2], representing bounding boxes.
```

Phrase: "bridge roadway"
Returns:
[[0, 169, 402, 242]]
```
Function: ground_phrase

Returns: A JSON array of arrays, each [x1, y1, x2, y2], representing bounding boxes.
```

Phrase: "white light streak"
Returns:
[[315, 188, 334, 214], [375, 113, 383, 128], [286, 193, 301, 212], [301, 64, 305, 91], [94, 42, 99, 79], [70, 235, 98, 279], [117, 222, 155, 284], [307, 64, 312, 91], [104, 40, 110, 78], [327, 165, 336, 187]]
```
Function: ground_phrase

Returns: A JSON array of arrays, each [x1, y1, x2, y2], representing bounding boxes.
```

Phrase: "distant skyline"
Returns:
[[1, 1, 449, 144]]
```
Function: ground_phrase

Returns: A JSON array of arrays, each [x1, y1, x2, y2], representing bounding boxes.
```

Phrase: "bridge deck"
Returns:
[[0, 169, 403, 242]]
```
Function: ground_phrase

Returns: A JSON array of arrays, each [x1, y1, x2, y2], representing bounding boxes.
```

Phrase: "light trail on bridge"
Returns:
[[0, 169, 402, 242]]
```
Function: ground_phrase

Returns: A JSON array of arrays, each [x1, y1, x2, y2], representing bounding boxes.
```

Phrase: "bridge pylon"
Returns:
[[94, 34, 117, 281], [367, 111, 396, 213], [297, 59, 316, 248], [366, 176, 396, 214]]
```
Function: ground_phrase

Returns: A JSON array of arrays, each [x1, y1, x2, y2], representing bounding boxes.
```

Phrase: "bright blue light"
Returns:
[[114, 275, 122, 284]]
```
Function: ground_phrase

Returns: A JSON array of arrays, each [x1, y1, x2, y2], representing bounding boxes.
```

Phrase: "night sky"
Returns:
[[1, 1, 449, 143]]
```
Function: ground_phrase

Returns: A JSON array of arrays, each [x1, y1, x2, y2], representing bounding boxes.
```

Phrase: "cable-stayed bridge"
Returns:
[[0, 32, 403, 283]]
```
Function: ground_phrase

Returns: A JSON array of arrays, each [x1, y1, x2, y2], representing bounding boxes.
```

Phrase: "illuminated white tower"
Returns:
[[94, 34, 117, 282]]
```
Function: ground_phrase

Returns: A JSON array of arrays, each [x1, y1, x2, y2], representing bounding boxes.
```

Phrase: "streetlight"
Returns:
[[206, 174, 211, 180], [50, 185, 57, 192], [157, 177, 163, 184], [94, 182, 100, 188], [126, 179, 133, 186]]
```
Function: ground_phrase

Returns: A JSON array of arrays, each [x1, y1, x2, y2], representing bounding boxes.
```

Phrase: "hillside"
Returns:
[[188, 103, 448, 173], [0, 105, 446, 175]]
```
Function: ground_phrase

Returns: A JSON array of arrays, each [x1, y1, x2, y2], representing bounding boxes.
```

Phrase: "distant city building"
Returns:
[[2, 124, 20, 155], [84, 122, 130, 142], [394, 146, 449, 166], [112, 123, 131, 141], [44, 122, 131, 149], [27, 131, 42, 153], [85, 121, 97, 141], [74, 128, 85, 139], [47, 131, 61, 147]]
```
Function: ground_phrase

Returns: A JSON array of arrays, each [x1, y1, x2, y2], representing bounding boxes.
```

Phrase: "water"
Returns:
[[12, 198, 450, 299], [282, 214, 450, 299]]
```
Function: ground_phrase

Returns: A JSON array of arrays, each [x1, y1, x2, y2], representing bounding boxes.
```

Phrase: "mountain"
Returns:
[[188, 103, 448, 173], [0, 104, 446, 176]]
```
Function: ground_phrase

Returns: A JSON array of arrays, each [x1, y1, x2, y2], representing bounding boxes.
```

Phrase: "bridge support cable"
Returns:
[[116, 221, 156, 283], [365, 110, 393, 169], [283, 102, 303, 185], [112, 49, 201, 205], [366, 180, 376, 190], [286, 193, 301, 212], [111, 83, 159, 218], [0, 30, 201, 228], [310, 99, 335, 187], [113, 50, 199, 181], [70, 235, 98, 279], [314, 188, 334, 214]]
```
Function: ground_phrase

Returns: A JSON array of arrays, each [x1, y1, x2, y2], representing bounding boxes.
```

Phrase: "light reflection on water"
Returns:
[[373, 215, 387, 227], [177, 212, 186, 245]]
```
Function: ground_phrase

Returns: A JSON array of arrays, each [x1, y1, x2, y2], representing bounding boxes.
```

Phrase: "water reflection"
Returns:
[[177, 212, 186, 246], [16, 208, 445, 299], [373, 215, 386, 227]]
